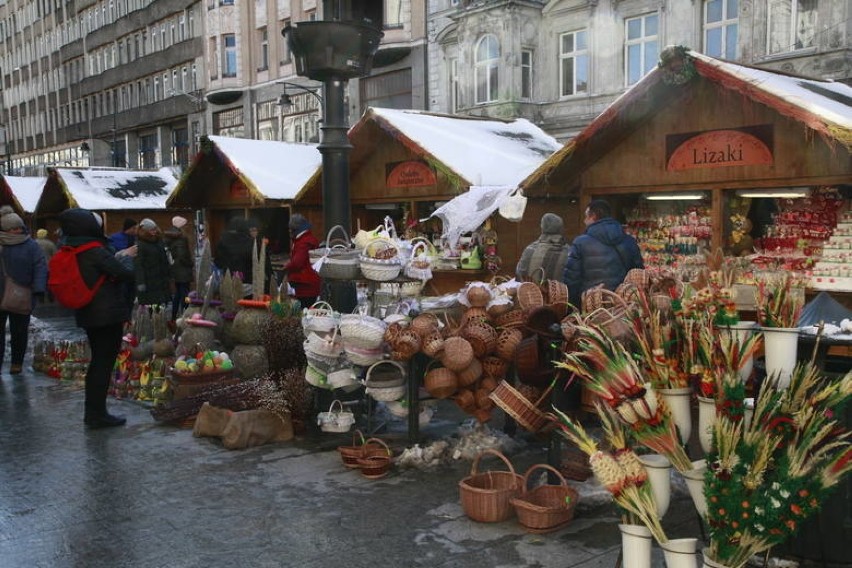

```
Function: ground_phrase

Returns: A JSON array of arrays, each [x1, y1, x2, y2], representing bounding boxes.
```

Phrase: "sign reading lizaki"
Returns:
[[385, 160, 437, 189], [666, 125, 774, 172]]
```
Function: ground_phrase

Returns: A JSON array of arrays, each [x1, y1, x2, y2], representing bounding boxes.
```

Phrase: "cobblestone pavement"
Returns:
[[0, 311, 704, 568]]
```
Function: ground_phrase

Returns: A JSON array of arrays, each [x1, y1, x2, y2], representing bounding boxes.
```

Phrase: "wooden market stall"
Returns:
[[520, 47, 852, 302], [294, 107, 563, 293], [166, 135, 323, 267], [35, 167, 185, 237], [1, 174, 46, 230]]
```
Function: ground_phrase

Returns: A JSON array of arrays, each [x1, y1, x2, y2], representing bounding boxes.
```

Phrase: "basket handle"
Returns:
[[363, 437, 392, 457], [470, 448, 516, 477], [522, 463, 568, 491], [410, 240, 429, 259], [365, 237, 399, 257], [307, 300, 336, 314], [409, 236, 437, 255], [365, 359, 406, 382], [527, 266, 546, 285], [383, 216, 399, 241], [350, 429, 365, 447], [327, 399, 345, 414], [325, 225, 353, 247]]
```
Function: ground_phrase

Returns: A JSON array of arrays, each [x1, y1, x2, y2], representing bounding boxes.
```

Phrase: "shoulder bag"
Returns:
[[0, 251, 32, 315]]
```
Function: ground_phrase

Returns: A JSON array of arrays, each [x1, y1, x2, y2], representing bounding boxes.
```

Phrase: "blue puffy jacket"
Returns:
[[0, 238, 48, 299], [563, 217, 643, 307]]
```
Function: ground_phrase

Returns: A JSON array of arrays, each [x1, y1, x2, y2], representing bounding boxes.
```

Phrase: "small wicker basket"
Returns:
[[457, 358, 483, 388], [458, 449, 523, 523], [488, 380, 556, 433], [462, 320, 498, 358], [441, 336, 474, 372], [424, 360, 458, 399], [511, 464, 579, 533], [421, 329, 445, 358], [410, 313, 440, 338], [517, 282, 545, 310], [358, 438, 393, 479], [495, 328, 523, 361]]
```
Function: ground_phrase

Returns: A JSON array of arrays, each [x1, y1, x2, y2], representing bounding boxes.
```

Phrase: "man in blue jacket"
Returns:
[[564, 199, 644, 309], [0, 206, 48, 374], [108, 218, 137, 251]]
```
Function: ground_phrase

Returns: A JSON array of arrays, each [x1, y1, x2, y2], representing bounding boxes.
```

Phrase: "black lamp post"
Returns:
[[283, 0, 383, 311]]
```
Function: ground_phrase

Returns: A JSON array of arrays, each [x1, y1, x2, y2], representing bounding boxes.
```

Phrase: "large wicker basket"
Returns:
[[488, 380, 556, 433], [424, 360, 458, 399], [441, 336, 474, 372], [511, 464, 579, 533], [309, 225, 361, 280], [364, 360, 406, 402], [458, 449, 523, 523]]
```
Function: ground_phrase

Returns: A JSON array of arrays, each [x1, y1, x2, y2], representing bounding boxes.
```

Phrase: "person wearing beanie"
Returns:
[[35, 228, 57, 265], [515, 212, 571, 283], [108, 217, 137, 251], [283, 214, 320, 306], [58, 208, 135, 428], [164, 216, 193, 320], [134, 218, 172, 306], [0, 205, 48, 375]]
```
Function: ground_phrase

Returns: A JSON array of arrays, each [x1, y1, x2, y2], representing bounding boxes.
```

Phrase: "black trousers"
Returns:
[[84, 323, 124, 418], [0, 310, 32, 368], [172, 281, 190, 320]]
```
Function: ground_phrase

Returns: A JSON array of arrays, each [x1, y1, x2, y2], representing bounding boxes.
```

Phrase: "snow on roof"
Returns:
[[365, 108, 563, 187], [54, 168, 177, 210], [5, 176, 46, 212], [208, 135, 322, 199], [690, 51, 852, 131]]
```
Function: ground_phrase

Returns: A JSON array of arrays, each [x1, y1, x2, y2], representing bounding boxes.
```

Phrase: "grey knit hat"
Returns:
[[0, 211, 25, 231], [540, 213, 563, 235]]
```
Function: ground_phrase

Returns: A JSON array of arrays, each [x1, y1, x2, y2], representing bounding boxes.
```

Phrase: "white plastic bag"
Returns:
[[498, 189, 528, 222]]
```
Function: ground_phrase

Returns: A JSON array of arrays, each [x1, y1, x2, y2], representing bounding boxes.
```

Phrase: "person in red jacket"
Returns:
[[283, 214, 321, 307]]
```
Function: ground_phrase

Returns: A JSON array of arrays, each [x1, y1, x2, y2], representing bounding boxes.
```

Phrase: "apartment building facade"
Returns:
[[0, 0, 206, 175], [428, 0, 851, 141]]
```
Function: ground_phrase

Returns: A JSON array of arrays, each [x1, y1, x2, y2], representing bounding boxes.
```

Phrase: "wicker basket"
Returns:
[[390, 329, 421, 361], [486, 295, 514, 319], [460, 307, 490, 328], [309, 225, 361, 280], [481, 355, 508, 380], [544, 280, 569, 306], [454, 388, 476, 411], [517, 282, 545, 310], [495, 328, 523, 361], [465, 283, 493, 308], [317, 400, 355, 433], [301, 301, 339, 335], [488, 380, 556, 433], [364, 360, 407, 402], [360, 238, 402, 282], [494, 308, 525, 330], [304, 329, 344, 359], [424, 360, 458, 399], [462, 320, 498, 358], [410, 312, 439, 339], [480, 375, 498, 393], [457, 358, 483, 388], [511, 464, 579, 533], [421, 329, 445, 358], [358, 438, 393, 479], [340, 312, 387, 350], [337, 430, 367, 468], [441, 336, 474, 372], [458, 449, 523, 523], [474, 387, 494, 410], [343, 344, 385, 367]]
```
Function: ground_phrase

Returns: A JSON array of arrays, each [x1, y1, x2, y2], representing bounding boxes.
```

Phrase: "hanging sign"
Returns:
[[386, 160, 437, 189], [229, 178, 249, 199], [666, 126, 773, 171]]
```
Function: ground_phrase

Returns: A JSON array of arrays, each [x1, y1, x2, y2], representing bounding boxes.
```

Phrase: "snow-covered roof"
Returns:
[[205, 135, 322, 199], [4, 176, 46, 213], [355, 108, 562, 187], [46, 168, 178, 210]]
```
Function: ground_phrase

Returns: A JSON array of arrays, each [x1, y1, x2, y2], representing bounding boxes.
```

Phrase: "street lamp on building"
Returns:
[[276, 82, 323, 111]]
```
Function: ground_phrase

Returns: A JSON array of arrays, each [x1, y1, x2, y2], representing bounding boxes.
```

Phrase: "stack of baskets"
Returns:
[[339, 311, 387, 366], [336, 432, 394, 479]]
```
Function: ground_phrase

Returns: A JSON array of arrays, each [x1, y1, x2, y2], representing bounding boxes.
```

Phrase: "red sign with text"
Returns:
[[386, 160, 437, 189], [667, 129, 773, 171]]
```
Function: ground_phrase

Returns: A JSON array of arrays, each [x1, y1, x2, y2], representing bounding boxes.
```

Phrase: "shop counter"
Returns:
[[425, 269, 493, 296]]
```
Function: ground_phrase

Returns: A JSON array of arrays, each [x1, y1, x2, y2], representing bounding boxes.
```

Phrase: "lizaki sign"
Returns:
[[385, 160, 437, 189], [666, 125, 774, 171]]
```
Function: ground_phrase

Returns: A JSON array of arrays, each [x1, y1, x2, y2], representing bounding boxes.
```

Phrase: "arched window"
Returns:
[[474, 34, 499, 104]]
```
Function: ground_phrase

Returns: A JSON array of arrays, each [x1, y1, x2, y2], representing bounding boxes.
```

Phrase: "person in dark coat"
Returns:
[[108, 218, 137, 251], [134, 218, 172, 306], [215, 217, 255, 297], [58, 208, 135, 428], [515, 213, 571, 282], [0, 206, 48, 374], [164, 216, 194, 320], [283, 214, 321, 306], [564, 199, 644, 308]]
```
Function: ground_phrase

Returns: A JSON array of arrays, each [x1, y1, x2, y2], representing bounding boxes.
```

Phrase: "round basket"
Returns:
[[364, 360, 407, 402], [544, 280, 569, 306], [494, 309, 525, 330], [462, 320, 498, 358], [390, 329, 421, 361], [421, 329, 445, 358], [511, 464, 579, 533], [384, 322, 404, 345], [309, 225, 361, 281], [410, 313, 440, 338], [466, 283, 493, 308], [481, 355, 508, 380], [488, 380, 556, 433], [340, 313, 387, 350], [357, 438, 393, 479], [317, 400, 355, 433], [495, 328, 523, 361], [441, 337, 474, 372], [424, 360, 458, 399], [517, 282, 545, 310], [364, 237, 399, 261], [460, 307, 490, 328], [301, 300, 339, 335], [458, 449, 523, 523], [457, 358, 483, 388], [305, 363, 329, 389], [486, 296, 514, 319], [337, 430, 367, 468]]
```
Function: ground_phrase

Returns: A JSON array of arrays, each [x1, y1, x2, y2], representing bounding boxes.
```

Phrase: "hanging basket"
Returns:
[[301, 300, 339, 334], [441, 336, 474, 372], [462, 320, 498, 358], [340, 312, 387, 350], [495, 327, 523, 361], [421, 329, 445, 358], [488, 380, 556, 433], [511, 464, 579, 533], [309, 225, 361, 280], [405, 240, 434, 281], [364, 360, 407, 402], [458, 449, 523, 523], [424, 360, 458, 399]]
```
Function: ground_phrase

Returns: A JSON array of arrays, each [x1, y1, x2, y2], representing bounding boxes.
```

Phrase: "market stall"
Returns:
[[35, 167, 184, 237], [520, 47, 851, 302], [1, 174, 45, 229], [166, 135, 323, 267], [294, 107, 564, 293]]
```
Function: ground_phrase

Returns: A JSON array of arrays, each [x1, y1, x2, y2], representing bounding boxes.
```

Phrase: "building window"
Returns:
[[704, 0, 738, 59], [258, 27, 268, 71], [173, 128, 189, 169], [560, 30, 588, 97], [521, 50, 533, 100], [281, 19, 291, 63], [768, 0, 817, 54], [223, 34, 237, 77], [139, 133, 158, 169], [625, 13, 659, 86], [449, 57, 460, 113], [474, 34, 499, 104], [385, 0, 402, 29]]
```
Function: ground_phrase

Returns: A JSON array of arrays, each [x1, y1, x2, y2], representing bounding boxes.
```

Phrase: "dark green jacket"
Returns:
[[135, 235, 172, 305], [164, 227, 194, 284]]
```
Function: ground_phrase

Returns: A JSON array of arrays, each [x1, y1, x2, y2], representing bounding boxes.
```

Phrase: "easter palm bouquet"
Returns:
[[754, 273, 805, 328], [703, 364, 851, 568]]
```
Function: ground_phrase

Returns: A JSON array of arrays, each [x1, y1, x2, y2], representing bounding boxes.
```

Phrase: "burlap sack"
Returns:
[[192, 402, 233, 438], [221, 409, 294, 450]]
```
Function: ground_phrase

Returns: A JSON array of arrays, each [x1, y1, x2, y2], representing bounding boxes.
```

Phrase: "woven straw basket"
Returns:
[[364, 360, 407, 402], [488, 380, 555, 433], [459, 449, 523, 523], [424, 360, 458, 399], [511, 464, 579, 533], [309, 225, 361, 280]]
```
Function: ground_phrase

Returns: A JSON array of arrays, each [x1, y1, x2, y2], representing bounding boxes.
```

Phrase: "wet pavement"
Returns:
[[1, 310, 704, 568]]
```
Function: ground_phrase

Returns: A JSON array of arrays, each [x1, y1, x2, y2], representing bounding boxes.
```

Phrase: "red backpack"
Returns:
[[48, 241, 108, 309]]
